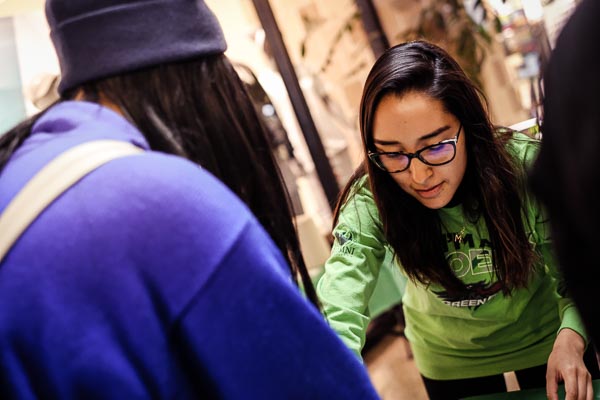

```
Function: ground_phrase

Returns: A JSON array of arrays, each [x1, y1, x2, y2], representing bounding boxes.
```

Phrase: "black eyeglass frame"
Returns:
[[368, 123, 463, 173]]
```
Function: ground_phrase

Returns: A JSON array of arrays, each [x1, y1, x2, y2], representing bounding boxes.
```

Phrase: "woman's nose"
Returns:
[[409, 158, 433, 184]]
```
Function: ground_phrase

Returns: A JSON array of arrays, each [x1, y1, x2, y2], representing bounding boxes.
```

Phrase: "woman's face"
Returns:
[[371, 91, 467, 209]]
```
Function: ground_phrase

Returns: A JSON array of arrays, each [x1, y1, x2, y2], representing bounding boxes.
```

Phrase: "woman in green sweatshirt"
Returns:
[[316, 41, 599, 400]]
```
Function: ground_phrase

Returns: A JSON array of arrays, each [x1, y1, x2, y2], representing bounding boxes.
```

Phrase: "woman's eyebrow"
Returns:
[[373, 138, 401, 146], [373, 125, 451, 146]]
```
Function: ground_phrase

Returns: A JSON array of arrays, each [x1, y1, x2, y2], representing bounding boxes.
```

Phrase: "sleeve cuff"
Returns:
[[558, 304, 589, 345]]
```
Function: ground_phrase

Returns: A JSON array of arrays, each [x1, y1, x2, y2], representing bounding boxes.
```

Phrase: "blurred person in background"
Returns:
[[531, 0, 600, 369], [0, 0, 379, 398]]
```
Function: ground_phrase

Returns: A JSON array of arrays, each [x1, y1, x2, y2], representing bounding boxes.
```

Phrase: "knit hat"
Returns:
[[46, 0, 227, 95]]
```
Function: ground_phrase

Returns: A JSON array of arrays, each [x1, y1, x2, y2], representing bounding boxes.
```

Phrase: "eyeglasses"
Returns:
[[368, 123, 462, 173]]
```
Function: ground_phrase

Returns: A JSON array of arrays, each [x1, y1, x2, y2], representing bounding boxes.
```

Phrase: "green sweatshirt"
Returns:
[[317, 133, 586, 380]]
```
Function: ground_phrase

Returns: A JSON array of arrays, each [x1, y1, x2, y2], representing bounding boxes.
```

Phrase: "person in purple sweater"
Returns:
[[0, 0, 379, 398]]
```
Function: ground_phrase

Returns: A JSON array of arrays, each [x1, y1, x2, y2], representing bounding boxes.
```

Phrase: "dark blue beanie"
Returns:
[[46, 0, 228, 95]]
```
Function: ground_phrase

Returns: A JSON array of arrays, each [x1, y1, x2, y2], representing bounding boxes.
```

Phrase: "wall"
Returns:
[[0, 17, 26, 133], [0, 8, 59, 134], [12, 10, 59, 115]]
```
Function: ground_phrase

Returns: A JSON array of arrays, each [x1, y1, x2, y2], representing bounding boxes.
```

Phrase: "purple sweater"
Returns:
[[0, 102, 379, 399]]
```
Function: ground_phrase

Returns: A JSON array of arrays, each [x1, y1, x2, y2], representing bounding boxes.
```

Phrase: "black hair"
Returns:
[[0, 54, 319, 308]]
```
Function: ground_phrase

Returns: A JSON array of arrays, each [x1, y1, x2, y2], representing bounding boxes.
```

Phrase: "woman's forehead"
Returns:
[[372, 93, 456, 145]]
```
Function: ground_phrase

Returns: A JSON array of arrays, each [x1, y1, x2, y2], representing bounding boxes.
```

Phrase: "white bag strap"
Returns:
[[0, 140, 144, 263]]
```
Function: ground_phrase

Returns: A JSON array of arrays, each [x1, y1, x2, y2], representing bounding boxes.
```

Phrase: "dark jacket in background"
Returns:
[[530, 0, 600, 347]]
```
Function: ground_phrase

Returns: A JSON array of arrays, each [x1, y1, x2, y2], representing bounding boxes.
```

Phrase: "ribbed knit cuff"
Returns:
[[558, 304, 589, 345]]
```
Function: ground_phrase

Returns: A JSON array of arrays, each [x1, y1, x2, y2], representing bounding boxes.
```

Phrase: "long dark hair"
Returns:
[[336, 41, 535, 296], [0, 55, 319, 308]]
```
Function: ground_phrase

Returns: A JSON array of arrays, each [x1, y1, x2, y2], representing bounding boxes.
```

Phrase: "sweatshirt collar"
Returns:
[[30, 101, 151, 151]]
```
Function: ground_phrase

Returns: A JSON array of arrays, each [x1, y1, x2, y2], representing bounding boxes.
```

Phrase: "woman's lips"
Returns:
[[414, 182, 443, 199]]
